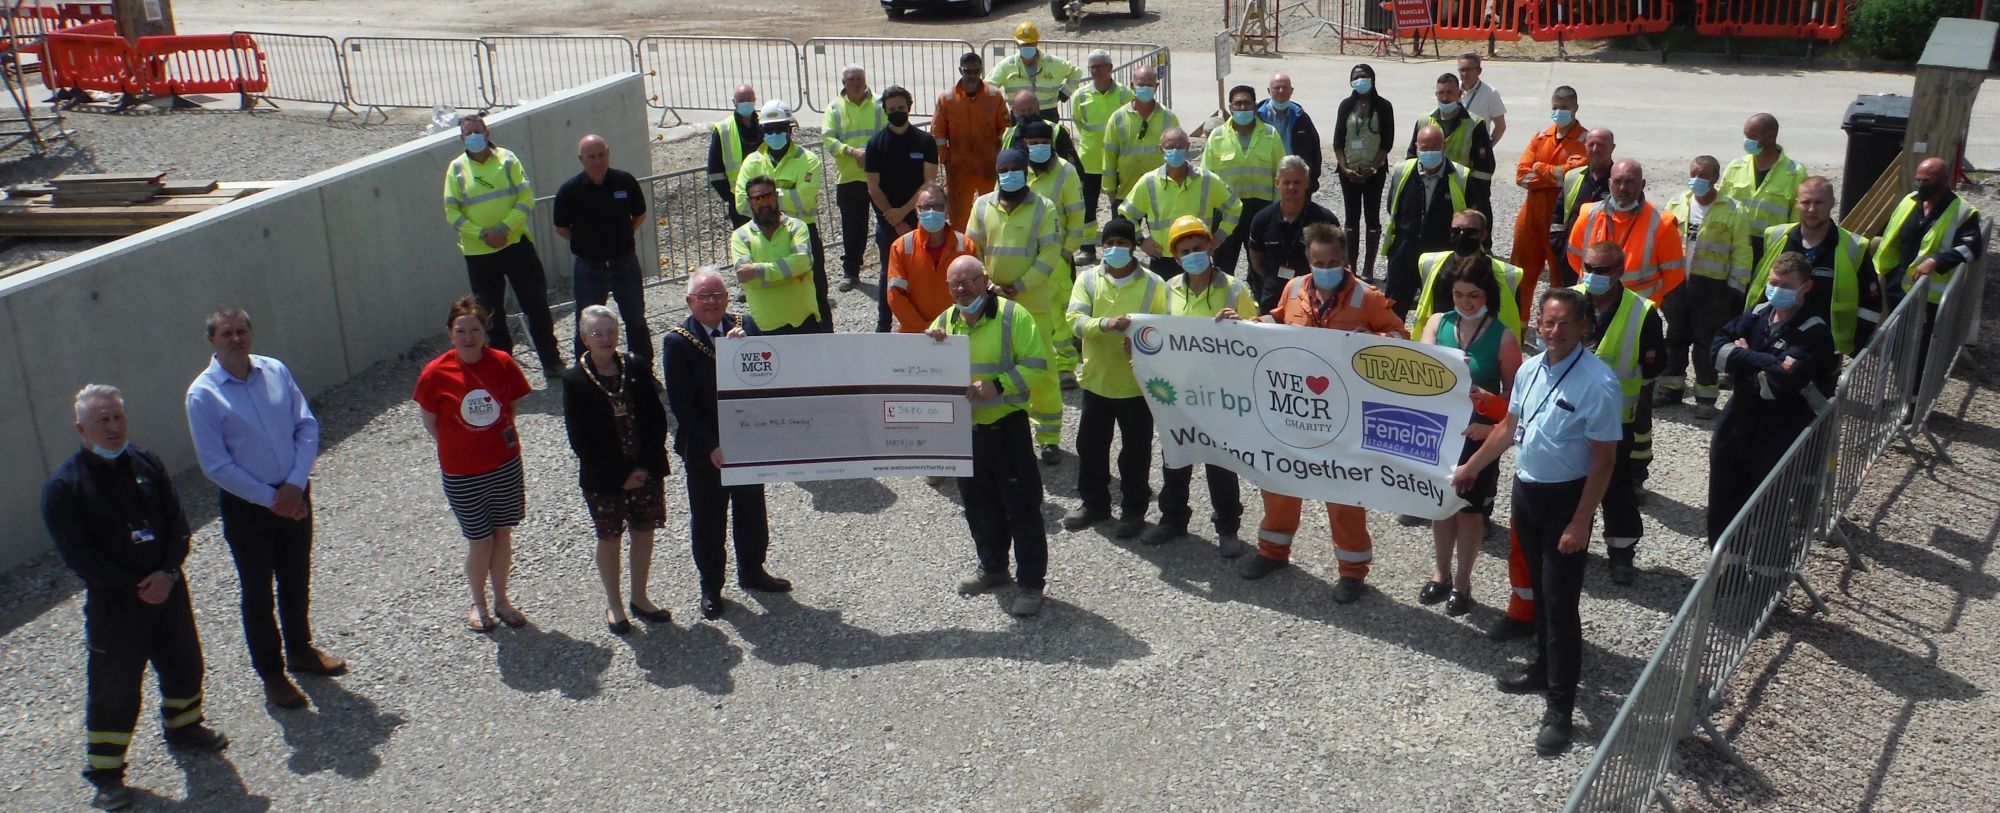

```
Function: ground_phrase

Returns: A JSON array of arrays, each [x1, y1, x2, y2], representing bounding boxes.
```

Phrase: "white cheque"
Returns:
[[717, 333, 973, 485]]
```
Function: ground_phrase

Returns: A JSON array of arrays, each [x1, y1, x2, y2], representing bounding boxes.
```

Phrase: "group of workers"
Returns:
[[39, 33, 1990, 808]]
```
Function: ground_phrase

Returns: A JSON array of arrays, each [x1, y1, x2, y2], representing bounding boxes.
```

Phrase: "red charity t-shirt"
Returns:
[[413, 347, 532, 476]]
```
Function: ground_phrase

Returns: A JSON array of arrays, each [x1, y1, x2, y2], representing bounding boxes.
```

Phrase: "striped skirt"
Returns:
[[441, 456, 525, 541]]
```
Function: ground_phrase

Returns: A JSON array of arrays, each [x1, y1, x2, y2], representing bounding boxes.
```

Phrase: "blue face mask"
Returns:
[[1350, 77, 1372, 95], [1688, 177, 1713, 197], [1269, 100, 1293, 114], [1134, 86, 1156, 103], [1765, 283, 1800, 311], [1438, 101, 1461, 116], [1743, 138, 1763, 156], [959, 295, 987, 318], [1027, 143, 1053, 164], [1019, 45, 1038, 59], [463, 133, 488, 154], [1100, 245, 1134, 267], [1179, 251, 1211, 275], [735, 101, 756, 118], [1551, 108, 1574, 128], [918, 209, 948, 233], [997, 170, 1027, 192], [1311, 265, 1346, 290], [1232, 110, 1256, 126], [90, 440, 127, 460], [1417, 150, 1444, 170], [1163, 149, 1188, 168], [1584, 272, 1615, 295], [763, 132, 789, 151]]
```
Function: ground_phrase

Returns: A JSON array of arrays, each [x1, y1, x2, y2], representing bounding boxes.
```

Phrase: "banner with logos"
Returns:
[[1126, 315, 1474, 520]]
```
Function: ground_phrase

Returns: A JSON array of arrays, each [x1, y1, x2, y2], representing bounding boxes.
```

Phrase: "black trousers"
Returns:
[[465, 240, 563, 371], [1601, 413, 1649, 544], [220, 491, 316, 679], [572, 253, 653, 363], [1076, 392, 1153, 516], [1213, 198, 1270, 278], [1159, 464, 1242, 535], [872, 214, 908, 333], [83, 583, 206, 779], [1081, 171, 1104, 239], [1149, 255, 1181, 280], [806, 222, 833, 326], [1661, 276, 1740, 394], [681, 449, 771, 592], [835, 181, 873, 281], [1384, 237, 1427, 320], [1513, 477, 1589, 713], [1339, 170, 1385, 277], [958, 411, 1048, 589], [1257, 270, 1296, 316]]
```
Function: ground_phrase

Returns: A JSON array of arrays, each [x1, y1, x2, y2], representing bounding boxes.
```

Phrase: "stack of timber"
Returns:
[[1843, 152, 1908, 239], [0, 173, 282, 237]]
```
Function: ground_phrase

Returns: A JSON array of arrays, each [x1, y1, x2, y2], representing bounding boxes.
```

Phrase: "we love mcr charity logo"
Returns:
[[732, 342, 778, 386], [1252, 346, 1351, 450]]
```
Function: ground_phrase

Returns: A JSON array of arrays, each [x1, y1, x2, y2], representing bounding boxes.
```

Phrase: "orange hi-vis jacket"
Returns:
[[1565, 200, 1687, 305], [932, 81, 1011, 228], [887, 226, 979, 332], [1509, 121, 1588, 304]]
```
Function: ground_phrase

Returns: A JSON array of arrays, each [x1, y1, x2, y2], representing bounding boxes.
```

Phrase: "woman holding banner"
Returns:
[[1418, 262, 1520, 616]]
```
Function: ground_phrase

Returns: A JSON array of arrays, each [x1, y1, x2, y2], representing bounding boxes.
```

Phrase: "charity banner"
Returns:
[[717, 333, 973, 485], [1126, 315, 1474, 519]]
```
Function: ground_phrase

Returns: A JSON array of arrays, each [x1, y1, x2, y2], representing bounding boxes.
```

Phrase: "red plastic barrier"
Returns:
[[1695, 0, 1848, 39], [1527, 0, 1671, 41], [40, 21, 137, 95], [133, 33, 270, 97], [1428, 0, 1523, 42]]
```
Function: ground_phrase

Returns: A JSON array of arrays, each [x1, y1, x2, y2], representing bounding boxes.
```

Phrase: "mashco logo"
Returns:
[[733, 341, 778, 386], [1131, 325, 1164, 355], [1352, 344, 1457, 396]]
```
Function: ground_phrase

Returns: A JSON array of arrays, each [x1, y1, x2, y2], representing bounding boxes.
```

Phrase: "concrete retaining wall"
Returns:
[[0, 73, 654, 571]]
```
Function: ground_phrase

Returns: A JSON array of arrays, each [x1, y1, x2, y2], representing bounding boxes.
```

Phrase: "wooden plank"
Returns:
[[49, 171, 168, 185], [158, 179, 218, 195], [0, 259, 47, 280]]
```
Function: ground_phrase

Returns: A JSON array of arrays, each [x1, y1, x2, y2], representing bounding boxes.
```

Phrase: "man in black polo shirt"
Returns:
[[863, 85, 939, 333], [553, 134, 651, 361], [1246, 155, 1339, 314]]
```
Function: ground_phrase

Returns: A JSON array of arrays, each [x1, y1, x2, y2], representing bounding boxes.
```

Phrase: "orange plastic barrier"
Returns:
[[1429, 0, 1523, 42], [133, 33, 270, 97], [40, 21, 137, 95], [1695, 0, 1848, 39], [1527, 0, 1671, 41], [55, 3, 115, 24]]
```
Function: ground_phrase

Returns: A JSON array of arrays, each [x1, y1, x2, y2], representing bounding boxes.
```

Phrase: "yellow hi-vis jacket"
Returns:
[[1029, 159, 1087, 257], [1877, 193, 1982, 305], [967, 191, 1067, 315], [1067, 263, 1167, 398], [1664, 191, 1755, 292], [1411, 251, 1524, 336], [1383, 158, 1468, 254], [1168, 270, 1256, 319], [734, 144, 823, 221], [1101, 103, 1179, 201], [1573, 283, 1655, 423], [1070, 81, 1134, 174], [987, 53, 1082, 113], [821, 94, 886, 184], [729, 216, 819, 330], [1717, 151, 1808, 238], [1200, 120, 1285, 203], [931, 297, 1053, 425], [444, 146, 535, 256], [1749, 222, 1869, 354], [1119, 165, 1244, 245]]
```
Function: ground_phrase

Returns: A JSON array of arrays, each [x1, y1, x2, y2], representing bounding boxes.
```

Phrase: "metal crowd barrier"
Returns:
[[482, 35, 637, 106], [341, 36, 492, 117], [1694, 0, 1850, 40], [637, 35, 800, 127], [1905, 224, 1991, 450], [238, 31, 352, 117], [801, 37, 973, 120]]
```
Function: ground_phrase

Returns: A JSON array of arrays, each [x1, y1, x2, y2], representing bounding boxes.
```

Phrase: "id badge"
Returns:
[[1278, 266, 1298, 279], [1513, 424, 1526, 444], [1348, 139, 1366, 152], [130, 526, 156, 545]]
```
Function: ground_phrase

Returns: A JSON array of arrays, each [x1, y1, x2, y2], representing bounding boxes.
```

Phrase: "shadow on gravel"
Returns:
[[493, 627, 614, 700], [799, 478, 898, 514], [730, 592, 1149, 670], [0, 478, 221, 640], [1637, 490, 1709, 540], [622, 621, 744, 696], [119, 746, 272, 812], [275, 679, 407, 779]]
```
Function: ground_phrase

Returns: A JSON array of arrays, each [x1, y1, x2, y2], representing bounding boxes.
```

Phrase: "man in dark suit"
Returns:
[[663, 270, 791, 620]]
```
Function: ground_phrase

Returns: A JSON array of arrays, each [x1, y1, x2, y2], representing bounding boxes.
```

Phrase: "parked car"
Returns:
[[1052, 0, 1145, 19], [882, 0, 1006, 19]]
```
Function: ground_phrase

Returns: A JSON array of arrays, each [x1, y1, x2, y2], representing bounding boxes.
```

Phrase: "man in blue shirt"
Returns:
[[1454, 286, 1621, 757], [185, 307, 346, 711]]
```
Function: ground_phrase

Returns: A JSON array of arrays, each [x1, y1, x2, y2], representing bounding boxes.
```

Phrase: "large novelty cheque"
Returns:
[[1126, 315, 1473, 520]]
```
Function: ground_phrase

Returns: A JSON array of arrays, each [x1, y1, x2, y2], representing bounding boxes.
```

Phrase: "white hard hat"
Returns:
[[758, 100, 794, 125]]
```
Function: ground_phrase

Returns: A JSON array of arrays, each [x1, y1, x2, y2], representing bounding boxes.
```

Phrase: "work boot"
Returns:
[[1061, 504, 1110, 531], [1487, 617, 1535, 642], [957, 570, 1013, 596], [1607, 547, 1636, 585], [838, 276, 857, 292], [1496, 668, 1548, 695], [1693, 398, 1720, 420], [1238, 553, 1289, 580], [1009, 587, 1045, 617], [264, 677, 307, 710], [1653, 386, 1685, 407], [1363, 228, 1382, 280], [1216, 533, 1246, 558], [1329, 576, 1367, 604], [1139, 522, 1184, 546], [287, 646, 347, 676], [163, 724, 228, 753], [1060, 372, 1079, 391], [1039, 444, 1062, 466], [88, 777, 132, 811], [1111, 513, 1145, 540], [1535, 708, 1575, 757]]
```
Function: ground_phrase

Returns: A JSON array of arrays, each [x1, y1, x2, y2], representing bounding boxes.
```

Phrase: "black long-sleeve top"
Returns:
[[1332, 94, 1395, 173], [41, 445, 192, 594], [562, 352, 671, 493], [1712, 303, 1837, 441], [662, 313, 737, 459]]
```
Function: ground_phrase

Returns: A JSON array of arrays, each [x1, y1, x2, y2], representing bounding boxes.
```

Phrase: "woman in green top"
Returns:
[[1418, 261, 1521, 616]]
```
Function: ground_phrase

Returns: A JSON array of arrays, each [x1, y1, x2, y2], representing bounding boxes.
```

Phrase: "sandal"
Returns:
[[495, 606, 529, 628], [467, 607, 497, 633]]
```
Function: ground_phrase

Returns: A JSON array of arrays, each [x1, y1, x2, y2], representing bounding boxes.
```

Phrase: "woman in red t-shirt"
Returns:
[[414, 296, 535, 633]]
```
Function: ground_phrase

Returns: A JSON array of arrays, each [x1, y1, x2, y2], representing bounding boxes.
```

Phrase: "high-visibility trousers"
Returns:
[[1505, 525, 1536, 623], [1029, 364, 1063, 446], [1036, 265, 1079, 374], [947, 163, 998, 230], [1254, 492, 1374, 579], [1509, 195, 1558, 325]]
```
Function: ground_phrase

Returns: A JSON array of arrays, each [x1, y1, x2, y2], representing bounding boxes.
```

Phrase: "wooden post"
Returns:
[[114, 0, 174, 40], [1903, 18, 1995, 189]]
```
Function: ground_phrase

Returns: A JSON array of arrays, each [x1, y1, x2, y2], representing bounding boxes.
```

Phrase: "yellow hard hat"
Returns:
[[1167, 215, 1210, 251], [1014, 21, 1041, 45]]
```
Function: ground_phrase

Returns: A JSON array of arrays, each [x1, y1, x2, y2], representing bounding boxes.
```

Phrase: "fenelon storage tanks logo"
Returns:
[[1352, 344, 1457, 396]]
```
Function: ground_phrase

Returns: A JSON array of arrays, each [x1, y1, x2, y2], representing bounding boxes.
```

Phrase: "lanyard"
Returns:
[[1523, 349, 1583, 430]]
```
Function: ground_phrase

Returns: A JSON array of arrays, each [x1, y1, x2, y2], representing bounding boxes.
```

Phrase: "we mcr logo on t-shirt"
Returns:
[[460, 389, 501, 428]]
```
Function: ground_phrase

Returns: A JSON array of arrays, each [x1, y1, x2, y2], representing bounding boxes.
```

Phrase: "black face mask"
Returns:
[[887, 110, 910, 127], [1451, 228, 1481, 255]]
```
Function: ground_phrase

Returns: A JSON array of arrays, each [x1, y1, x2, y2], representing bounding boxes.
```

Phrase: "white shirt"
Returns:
[[1461, 80, 1506, 125]]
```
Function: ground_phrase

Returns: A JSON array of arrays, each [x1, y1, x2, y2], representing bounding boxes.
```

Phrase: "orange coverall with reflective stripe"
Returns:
[[1254, 275, 1409, 578], [1565, 201, 1687, 304], [1509, 121, 1588, 320], [931, 82, 1010, 229], [887, 228, 978, 332]]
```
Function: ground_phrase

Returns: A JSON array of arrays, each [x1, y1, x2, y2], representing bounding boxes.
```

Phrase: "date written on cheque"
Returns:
[[885, 401, 954, 424], [892, 365, 947, 377]]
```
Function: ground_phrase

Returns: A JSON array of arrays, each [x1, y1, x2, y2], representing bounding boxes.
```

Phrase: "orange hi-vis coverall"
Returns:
[[932, 81, 1011, 229], [887, 227, 979, 332], [1253, 274, 1409, 577], [1565, 200, 1687, 305], [1510, 120, 1588, 319]]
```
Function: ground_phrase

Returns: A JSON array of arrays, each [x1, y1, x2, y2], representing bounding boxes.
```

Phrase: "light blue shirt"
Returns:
[[186, 354, 319, 507], [1508, 345, 1622, 484], [1257, 100, 1299, 155]]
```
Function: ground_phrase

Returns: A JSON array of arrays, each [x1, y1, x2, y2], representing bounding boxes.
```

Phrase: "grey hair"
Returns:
[[1086, 49, 1112, 66], [74, 383, 123, 422], [579, 304, 619, 331], [841, 64, 865, 81], [1278, 155, 1310, 177]]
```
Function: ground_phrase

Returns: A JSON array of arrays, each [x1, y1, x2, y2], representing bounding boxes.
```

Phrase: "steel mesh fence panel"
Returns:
[[802, 37, 973, 120], [482, 35, 637, 106], [342, 36, 491, 110], [240, 31, 348, 107], [638, 35, 799, 115]]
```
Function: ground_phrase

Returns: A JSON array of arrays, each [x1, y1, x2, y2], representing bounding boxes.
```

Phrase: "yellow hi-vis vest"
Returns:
[[1419, 110, 1490, 182], [967, 191, 1066, 315], [1574, 283, 1653, 423], [1070, 82, 1134, 174], [1748, 223, 1868, 355], [1664, 191, 1755, 292], [1029, 160, 1086, 257], [1201, 120, 1285, 203], [729, 216, 819, 330], [1383, 159, 1468, 254], [1119, 165, 1244, 244], [987, 53, 1082, 112], [1411, 252, 1524, 336], [1168, 271, 1256, 319], [443, 147, 534, 256], [931, 297, 1053, 425], [822, 94, 886, 184], [734, 145, 822, 221], [710, 116, 751, 187], [1717, 151, 1808, 237], [1557, 166, 1603, 228], [1066, 264, 1167, 398], [1877, 193, 1980, 305], [1101, 103, 1179, 201]]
